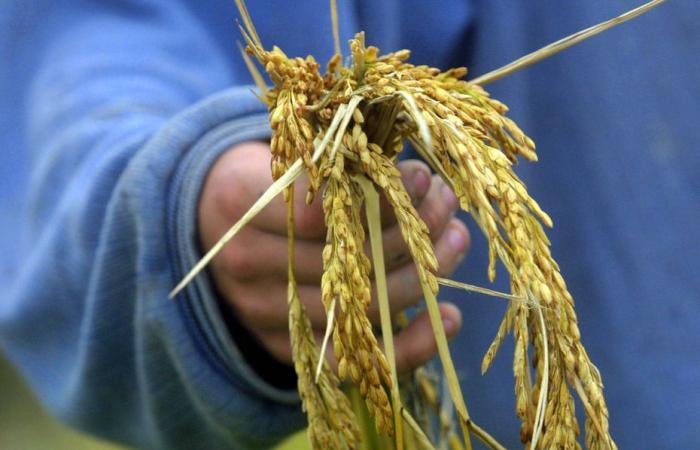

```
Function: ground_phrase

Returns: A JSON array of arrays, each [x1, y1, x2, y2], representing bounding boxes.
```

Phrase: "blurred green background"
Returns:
[[0, 352, 308, 450], [0, 352, 124, 450]]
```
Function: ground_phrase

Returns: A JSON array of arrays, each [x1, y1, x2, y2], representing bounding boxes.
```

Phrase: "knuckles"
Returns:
[[294, 203, 326, 239], [436, 219, 470, 277], [419, 191, 453, 239], [450, 219, 471, 252], [224, 282, 285, 331], [205, 143, 272, 220], [421, 208, 441, 236], [219, 239, 260, 280]]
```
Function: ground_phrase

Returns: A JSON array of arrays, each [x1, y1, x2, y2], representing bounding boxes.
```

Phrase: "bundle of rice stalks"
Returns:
[[171, 1, 665, 449]]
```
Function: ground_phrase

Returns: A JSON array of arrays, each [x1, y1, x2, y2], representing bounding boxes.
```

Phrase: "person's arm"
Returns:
[[1, 2, 305, 449], [0, 2, 472, 449]]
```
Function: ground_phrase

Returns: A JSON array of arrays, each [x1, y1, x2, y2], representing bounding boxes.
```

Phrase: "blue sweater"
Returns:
[[1, 1, 698, 449]]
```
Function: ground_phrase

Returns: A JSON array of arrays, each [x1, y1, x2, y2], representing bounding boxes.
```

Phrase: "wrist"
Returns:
[[167, 99, 299, 404]]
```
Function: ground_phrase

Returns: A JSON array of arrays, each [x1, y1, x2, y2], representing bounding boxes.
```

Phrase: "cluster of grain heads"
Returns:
[[169, 1, 667, 448], [320, 173, 393, 433], [276, 31, 618, 447], [287, 187, 361, 449], [288, 266, 361, 448]]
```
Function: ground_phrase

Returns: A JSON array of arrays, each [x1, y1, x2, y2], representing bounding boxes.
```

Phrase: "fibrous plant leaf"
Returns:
[[237, 41, 267, 96], [356, 175, 404, 450], [437, 276, 524, 302], [471, 0, 667, 86]]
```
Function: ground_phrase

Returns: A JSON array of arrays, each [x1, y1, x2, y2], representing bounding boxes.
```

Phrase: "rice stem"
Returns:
[[357, 175, 404, 450]]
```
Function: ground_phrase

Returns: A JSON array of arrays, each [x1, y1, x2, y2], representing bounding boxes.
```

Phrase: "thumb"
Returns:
[[391, 302, 462, 374]]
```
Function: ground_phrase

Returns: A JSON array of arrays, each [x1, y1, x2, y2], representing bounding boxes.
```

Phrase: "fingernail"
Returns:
[[441, 183, 459, 210], [448, 226, 467, 252], [442, 318, 457, 335], [412, 169, 430, 201]]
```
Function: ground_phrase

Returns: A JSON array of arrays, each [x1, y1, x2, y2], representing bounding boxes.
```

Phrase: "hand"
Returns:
[[198, 141, 470, 374]]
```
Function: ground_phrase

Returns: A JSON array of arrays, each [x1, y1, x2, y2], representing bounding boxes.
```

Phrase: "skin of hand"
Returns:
[[198, 141, 470, 374]]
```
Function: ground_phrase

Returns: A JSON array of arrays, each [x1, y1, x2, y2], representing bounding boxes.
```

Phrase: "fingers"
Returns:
[[205, 142, 327, 240], [252, 158, 435, 240], [246, 302, 463, 372], [435, 219, 470, 277], [207, 141, 452, 258], [217, 193, 469, 291], [217, 215, 469, 333], [393, 302, 462, 374], [213, 268, 329, 331], [214, 226, 325, 283], [378, 160, 431, 228], [377, 174, 461, 271], [418, 175, 460, 238], [213, 213, 469, 331], [366, 217, 470, 322]]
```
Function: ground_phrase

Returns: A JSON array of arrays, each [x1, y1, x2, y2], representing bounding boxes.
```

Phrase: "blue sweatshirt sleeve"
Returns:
[[0, 1, 304, 449]]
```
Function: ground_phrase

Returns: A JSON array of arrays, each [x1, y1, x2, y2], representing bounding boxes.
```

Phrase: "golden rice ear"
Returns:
[[322, 173, 394, 435], [287, 188, 361, 449]]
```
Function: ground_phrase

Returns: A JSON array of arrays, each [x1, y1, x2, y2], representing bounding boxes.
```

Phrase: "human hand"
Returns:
[[198, 141, 470, 373]]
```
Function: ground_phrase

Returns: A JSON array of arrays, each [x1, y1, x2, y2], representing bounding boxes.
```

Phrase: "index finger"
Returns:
[[376, 159, 431, 229], [212, 142, 327, 240], [255, 159, 432, 238], [215, 144, 431, 240], [252, 169, 328, 240]]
